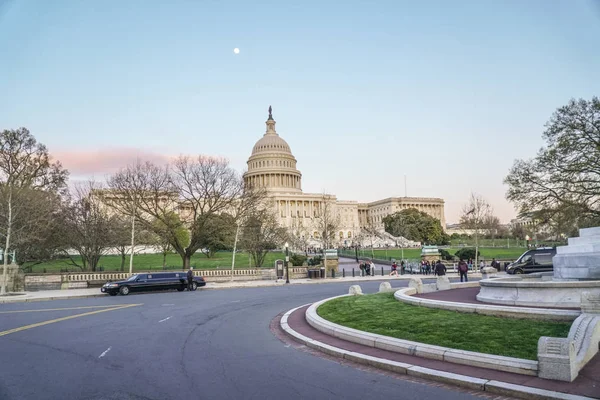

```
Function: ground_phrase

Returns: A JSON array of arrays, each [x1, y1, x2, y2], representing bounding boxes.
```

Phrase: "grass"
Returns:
[[24, 251, 286, 273], [317, 293, 571, 360], [350, 247, 528, 261]]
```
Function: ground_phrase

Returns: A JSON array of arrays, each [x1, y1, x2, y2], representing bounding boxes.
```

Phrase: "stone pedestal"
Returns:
[[554, 227, 600, 281], [436, 276, 451, 291], [2, 263, 23, 292]]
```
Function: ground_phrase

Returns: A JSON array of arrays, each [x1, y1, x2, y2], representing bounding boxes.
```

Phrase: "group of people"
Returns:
[[358, 260, 376, 276]]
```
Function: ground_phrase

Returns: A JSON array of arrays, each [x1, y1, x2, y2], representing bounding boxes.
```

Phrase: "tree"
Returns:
[[239, 208, 286, 268], [287, 217, 310, 255], [194, 213, 236, 258], [0, 128, 68, 294], [460, 193, 494, 268], [314, 194, 341, 272], [382, 208, 448, 245], [314, 194, 340, 250], [0, 188, 66, 272], [151, 212, 190, 269], [106, 156, 253, 269], [505, 97, 600, 234], [62, 181, 119, 271]]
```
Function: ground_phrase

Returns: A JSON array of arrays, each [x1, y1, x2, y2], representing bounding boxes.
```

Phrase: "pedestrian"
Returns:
[[468, 258, 473, 271], [400, 260, 405, 275], [187, 266, 194, 291], [359, 261, 365, 277], [435, 260, 447, 276], [458, 258, 468, 282], [479, 260, 485, 271], [390, 261, 398, 276], [369, 260, 375, 276], [491, 258, 500, 270]]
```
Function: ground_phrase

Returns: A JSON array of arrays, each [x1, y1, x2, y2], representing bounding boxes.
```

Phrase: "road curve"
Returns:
[[0, 279, 490, 400]]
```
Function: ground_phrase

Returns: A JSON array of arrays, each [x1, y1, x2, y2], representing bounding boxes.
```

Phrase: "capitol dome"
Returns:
[[244, 107, 302, 193]]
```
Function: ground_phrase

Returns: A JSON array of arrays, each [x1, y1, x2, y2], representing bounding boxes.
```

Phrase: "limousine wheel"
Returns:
[[119, 286, 130, 296], [514, 268, 523, 275], [191, 282, 198, 291]]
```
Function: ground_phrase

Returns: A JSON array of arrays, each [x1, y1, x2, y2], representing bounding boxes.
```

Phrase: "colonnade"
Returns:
[[245, 173, 301, 190]]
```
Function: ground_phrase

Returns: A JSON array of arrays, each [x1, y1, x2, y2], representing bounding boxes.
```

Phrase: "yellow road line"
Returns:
[[0, 305, 127, 314], [0, 303, 142, 337]]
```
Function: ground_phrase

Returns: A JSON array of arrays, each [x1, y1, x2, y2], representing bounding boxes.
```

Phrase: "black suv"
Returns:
[[101, 272, 206, 296], [506, 247, 557, 275]]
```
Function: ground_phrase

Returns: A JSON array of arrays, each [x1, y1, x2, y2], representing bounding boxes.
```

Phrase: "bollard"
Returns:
[[343, 269, 345, 278], [352, 268, 355, 277], [381, 267, 384, 276]]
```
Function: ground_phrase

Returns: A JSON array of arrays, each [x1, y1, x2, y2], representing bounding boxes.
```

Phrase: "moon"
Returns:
[[233, 48, 240, 54]]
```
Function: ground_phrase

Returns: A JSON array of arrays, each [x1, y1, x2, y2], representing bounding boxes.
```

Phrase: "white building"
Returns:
[[243, 108, 446, 248]]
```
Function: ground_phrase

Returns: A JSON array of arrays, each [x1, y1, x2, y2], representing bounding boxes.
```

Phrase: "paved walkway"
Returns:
[[284, 305, 600, 399]]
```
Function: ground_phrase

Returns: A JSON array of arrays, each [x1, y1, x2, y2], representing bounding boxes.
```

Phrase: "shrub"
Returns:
[[454, 248, 480, 261], [439, 249, 454, 261], [308, 255, 322, 267], [290, 254, 307, 266]]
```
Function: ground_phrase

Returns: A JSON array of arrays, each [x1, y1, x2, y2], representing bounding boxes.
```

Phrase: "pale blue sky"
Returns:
[[1, 0, 599, 223]]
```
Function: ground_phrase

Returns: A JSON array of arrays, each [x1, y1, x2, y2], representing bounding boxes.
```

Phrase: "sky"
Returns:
[[1, 0, 599, 224]]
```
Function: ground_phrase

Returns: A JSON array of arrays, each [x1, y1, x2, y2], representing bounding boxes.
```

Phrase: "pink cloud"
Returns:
[[52, 148, 174, 177]]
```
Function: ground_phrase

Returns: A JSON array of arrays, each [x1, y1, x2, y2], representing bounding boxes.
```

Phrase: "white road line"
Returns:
[[230, 300, 240, 303], [162, 304, 175, 306], [99, 347, 112, 358], [158, 316, 172, 323]]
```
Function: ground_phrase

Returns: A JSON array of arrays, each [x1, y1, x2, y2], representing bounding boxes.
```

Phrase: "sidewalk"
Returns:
[[281, 305, 599, 399], [0, 273, 479, 304]]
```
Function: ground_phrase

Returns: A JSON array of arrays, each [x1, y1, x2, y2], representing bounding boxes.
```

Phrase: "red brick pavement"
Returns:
[[413, 286, 579, 310], [286, 305, 600, 398]]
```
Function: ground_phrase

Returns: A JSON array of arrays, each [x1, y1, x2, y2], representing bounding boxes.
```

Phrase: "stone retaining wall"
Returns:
[[24, 267, 309, 291]]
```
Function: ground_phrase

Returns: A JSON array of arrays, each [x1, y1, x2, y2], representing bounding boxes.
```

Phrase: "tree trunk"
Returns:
[[120, 250, 126, 272], [183, 254, 191, 269], [162, 252, 167, 268], [1, 189, 13, 295]]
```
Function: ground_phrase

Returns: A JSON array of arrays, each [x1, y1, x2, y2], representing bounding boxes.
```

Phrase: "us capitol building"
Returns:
[[243, 108, 445, 247]]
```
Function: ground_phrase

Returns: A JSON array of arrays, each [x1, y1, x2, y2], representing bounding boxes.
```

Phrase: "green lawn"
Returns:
[[318, 293, 571, 360], [25, 251, 286, 273], [348, 247, 527, 261]]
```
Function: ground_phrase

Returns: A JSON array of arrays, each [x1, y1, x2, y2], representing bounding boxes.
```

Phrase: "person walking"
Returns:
[[369, 260, 375, 276], [435, 260, 447, 276], [187, 266, 194, 291], [458, 258, 468, 282], [390, 261, 398, 276], [400, 260, 405, 275]]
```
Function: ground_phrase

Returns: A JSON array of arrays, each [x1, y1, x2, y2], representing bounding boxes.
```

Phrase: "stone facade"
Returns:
[[243, 109, 446, 248]]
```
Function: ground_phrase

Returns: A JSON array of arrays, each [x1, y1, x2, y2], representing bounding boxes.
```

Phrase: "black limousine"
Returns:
[[101, 272, 206, 296]]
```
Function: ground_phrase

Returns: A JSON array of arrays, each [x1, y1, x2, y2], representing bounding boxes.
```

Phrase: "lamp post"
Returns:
[[285, 242, 290, 284]]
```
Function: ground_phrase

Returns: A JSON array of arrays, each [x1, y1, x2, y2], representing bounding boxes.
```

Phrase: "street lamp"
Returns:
[[285, 242, 290, 284]]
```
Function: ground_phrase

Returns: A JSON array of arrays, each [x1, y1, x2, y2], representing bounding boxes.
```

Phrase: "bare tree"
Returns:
[[460, 193, 493, 269], [287, 217, 310, 255], [62, 181, 118, 271], [0, 128, 68, 294], [314, 194, 341, 272], [239, 207, 286, 268], [106, 156, 251, 269]]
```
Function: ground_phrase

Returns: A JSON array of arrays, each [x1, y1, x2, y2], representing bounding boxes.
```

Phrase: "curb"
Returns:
[[280, 306, 595, 400], [306, 294, 539, 376]]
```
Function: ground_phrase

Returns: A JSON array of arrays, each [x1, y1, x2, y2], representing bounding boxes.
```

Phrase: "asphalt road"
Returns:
[[0, 279, 488, 400]]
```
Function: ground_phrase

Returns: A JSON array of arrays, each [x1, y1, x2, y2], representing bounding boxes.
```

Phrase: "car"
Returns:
[[506, 247, 557, 275], [101, 272, 206, 296]]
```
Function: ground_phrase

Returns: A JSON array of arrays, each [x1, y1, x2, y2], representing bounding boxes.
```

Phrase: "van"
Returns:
[[506, 247, 557, 275]]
